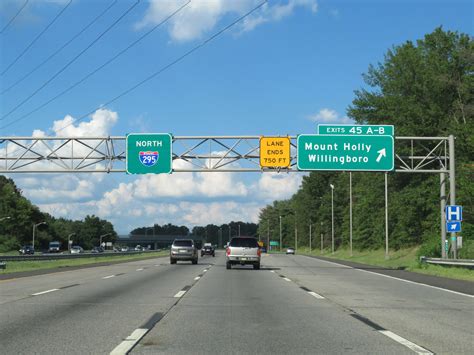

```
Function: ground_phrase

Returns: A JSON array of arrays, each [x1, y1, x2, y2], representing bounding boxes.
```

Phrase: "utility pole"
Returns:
[[267, 219, 270, 251], [449, 134, 457, 259], [320, 221, 323, 253], [385, 173, 389, 260], [330, 184, 335, 254], [440, 172, 447, 258], [349, 172, 353, 257], [309, 222, 312, 252], [279, 216, 282, 252]]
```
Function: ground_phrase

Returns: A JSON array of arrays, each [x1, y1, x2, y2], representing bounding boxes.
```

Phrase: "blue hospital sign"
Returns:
[[445, 205, 462, 221]]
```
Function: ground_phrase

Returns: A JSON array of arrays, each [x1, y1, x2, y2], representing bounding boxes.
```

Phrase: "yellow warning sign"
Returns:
[[260, 136, 291, 168]]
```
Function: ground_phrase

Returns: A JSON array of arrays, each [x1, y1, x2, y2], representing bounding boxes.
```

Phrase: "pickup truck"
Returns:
[[226, 237, 261, 270]]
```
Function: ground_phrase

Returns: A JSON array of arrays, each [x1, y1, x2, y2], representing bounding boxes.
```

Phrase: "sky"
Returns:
[[0, 0, 472, 234]]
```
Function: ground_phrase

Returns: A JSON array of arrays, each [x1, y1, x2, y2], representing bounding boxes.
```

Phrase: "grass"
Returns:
[[0, 251, 168, 274], [297, 246, 474, 282]]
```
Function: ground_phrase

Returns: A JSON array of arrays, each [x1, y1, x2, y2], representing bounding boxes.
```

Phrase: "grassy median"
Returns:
[[0, 251, 168, 274], [295, 247, 474, 282]]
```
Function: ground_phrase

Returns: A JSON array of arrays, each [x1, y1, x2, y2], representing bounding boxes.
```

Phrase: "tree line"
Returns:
[[0, 176, 117, 252], [131, 222, 258, 246], [257, 28, 473, 258]]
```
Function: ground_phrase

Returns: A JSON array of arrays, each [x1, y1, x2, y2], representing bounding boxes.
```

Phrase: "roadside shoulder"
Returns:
[[301, 254, 474, 296]]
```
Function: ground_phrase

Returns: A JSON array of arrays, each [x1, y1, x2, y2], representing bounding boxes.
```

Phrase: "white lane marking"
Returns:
[[301, 255, 474, 299], [154, 264, 160, 266], [102, 275, 115, 279], [379, 330, 433, 354], [308, 291, 325, 299], [194, 276, 201, 281], [110, 328, 148, 355], [32, 288, 59, 296], [174, 290, 186, 298], [270, 270, 275, 273], [283, 277, 292, 282], [136, 268, 144, 271], [202, 269, 208, 272], [356, 268, 474, 299]]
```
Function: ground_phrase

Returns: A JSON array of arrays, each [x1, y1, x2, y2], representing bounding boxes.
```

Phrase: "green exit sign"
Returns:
[[126, 133, 172, 174], [297, 134, 394, 172], [318, 124, 394, 136]]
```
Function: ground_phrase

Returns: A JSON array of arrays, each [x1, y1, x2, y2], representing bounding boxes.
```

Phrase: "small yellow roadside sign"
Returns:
[[260, 136, 291, 168]]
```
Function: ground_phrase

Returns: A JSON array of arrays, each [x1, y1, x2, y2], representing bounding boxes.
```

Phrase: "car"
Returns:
[[201, 244, 215, 257], [226, 237, 261, 270], [91, 246, 104, 253], [70, 246, 84, 254], [120, 246, 129, 252], [134, 245, 143, 251], [260, 246, 267, 253], [19, 245, 35, 255], [170, 239, 198, 264], [286, 247, 295, 255], [48, 241, 61, 253]]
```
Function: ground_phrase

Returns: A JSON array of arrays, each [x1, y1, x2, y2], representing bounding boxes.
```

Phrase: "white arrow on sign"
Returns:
[[376, 148, 386, 163], [450, 224, 457, 230]]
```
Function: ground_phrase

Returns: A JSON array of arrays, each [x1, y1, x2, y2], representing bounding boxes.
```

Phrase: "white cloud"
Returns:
[[136, 0, 318, 41], [257, 172, 303, 200], [309, 108, 353, 124]]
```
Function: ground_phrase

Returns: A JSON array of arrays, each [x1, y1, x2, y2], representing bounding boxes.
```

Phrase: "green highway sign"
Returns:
[[318, 124, 394, 136], [126, 133, 172, 174], [297, 134, 394, 172]]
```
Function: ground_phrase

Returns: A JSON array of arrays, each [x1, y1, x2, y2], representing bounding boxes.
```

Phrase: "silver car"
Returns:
[[226, 237, 261, 270], [170, 239, 198, 264], [70, 246, 84, 254]]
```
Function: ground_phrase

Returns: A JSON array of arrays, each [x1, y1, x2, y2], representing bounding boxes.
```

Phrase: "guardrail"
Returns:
[[0, 250, 163, 262], [420, 257, 474, 269]]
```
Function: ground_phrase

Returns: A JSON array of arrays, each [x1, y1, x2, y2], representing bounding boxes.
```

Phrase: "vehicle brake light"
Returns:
[[257, 248, 261, 257], [226, 248, 231, 256]]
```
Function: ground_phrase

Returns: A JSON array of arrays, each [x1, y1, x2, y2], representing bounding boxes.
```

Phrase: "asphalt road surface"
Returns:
[[0, 252, 472, 354]]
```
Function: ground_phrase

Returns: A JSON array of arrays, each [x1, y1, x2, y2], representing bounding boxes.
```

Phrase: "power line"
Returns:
[[53, 0, 268, 134], [0, 0, 191, 124], [0, 0, 29, 35], [1, 0, 141, 121], [1, 0, 118, 95], [1, 0, 72, 76]]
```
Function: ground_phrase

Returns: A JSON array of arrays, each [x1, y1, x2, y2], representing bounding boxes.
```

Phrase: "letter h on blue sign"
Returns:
[[446, 205, 462, 221]]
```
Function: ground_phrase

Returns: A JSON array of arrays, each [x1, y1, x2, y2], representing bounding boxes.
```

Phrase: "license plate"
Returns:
[[240, 257, 247, 261], [179, 249, 187, 253]]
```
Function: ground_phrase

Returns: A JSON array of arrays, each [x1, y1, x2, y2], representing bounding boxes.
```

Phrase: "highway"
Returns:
[[0, 252, 472, 354]]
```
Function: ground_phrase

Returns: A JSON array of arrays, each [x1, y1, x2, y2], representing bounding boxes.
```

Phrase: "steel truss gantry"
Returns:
[[0, 135, 452, 173]]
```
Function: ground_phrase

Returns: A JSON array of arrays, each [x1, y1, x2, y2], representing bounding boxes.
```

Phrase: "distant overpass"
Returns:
[[116, 234, 204, 250]]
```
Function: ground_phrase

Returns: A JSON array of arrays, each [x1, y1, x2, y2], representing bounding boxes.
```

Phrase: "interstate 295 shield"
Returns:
[[126, 133, 172, 174], [139, 151, 159, 167]]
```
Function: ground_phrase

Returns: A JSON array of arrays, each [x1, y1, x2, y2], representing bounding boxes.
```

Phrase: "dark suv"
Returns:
[[170, 239, 198, 264], [201, 244, 215, 257]]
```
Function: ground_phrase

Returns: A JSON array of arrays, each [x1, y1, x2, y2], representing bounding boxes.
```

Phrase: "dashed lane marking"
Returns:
[[174, 290, 186, 298], [31, 288, 59, 296]]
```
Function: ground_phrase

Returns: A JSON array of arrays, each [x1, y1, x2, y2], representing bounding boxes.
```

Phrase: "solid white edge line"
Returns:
[[174, 290, 186, 298], [32, 288, 59, 296], [194, 276, 200, 280], [283, 277, 291, 282], [110, 328, 148, 355], [301, 255, 474, 299], [379, 330, 433, 354], [102, 275, 115, 279], [308, 291, 325, 299]]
